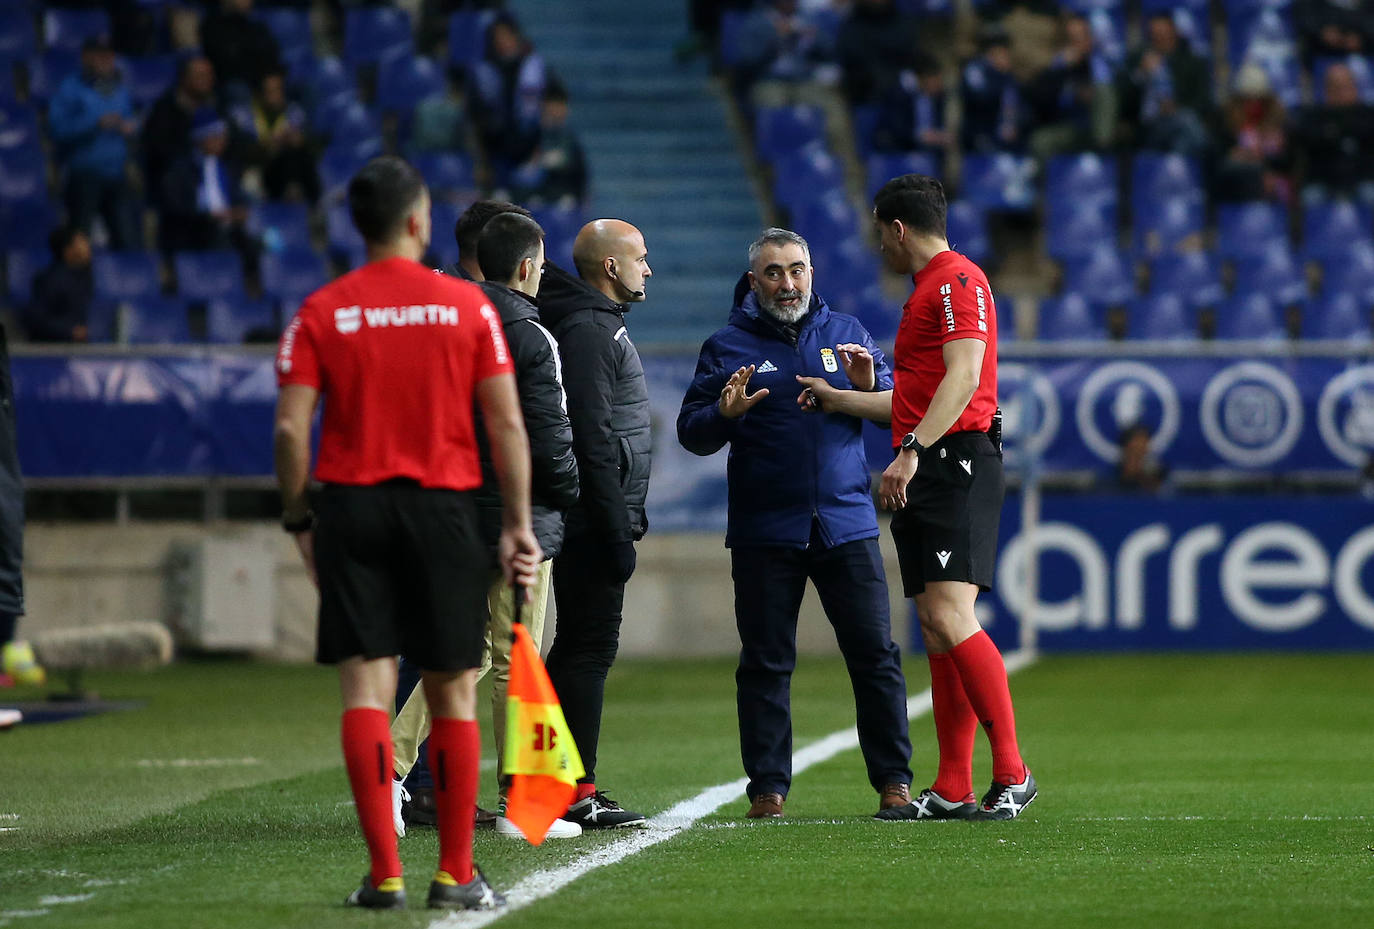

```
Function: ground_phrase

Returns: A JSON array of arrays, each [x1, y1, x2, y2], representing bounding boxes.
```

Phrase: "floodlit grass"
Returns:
[[2, 654, 1372, 928]]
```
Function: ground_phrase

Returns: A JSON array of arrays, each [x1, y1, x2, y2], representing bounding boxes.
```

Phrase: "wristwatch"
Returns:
[[282, 510, 316, 534], [900, 432, 926, 456]]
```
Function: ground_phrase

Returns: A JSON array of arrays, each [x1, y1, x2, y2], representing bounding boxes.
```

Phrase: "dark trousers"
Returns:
[[64, 171, 139, 251], [732, 529, 912, 799], [395, 657, 433, 790], [546, 535, 625, 785]]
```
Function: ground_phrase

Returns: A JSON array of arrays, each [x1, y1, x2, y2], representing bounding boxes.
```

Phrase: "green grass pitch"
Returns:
[[2, 652, 1372, 928]]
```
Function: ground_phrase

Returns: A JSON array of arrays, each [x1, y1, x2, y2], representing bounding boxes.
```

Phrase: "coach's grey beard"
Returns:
[[759, 288, 811, 324]]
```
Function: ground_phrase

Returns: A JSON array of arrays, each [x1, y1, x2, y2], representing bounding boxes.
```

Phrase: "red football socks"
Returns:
[[927, 652, 977, 802], [430, 718, 480, 885], [948, 631, 1026, 786], [341, 707, 402, 886]]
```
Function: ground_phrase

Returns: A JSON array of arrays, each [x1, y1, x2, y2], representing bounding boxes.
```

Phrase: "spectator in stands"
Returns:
[[1297, 0, 1371, 63], [1028, 12, 1117, 159], [230, 69, 320, 204], [1215, 64, 1293, 204], [156, 108, 249, 254], [735, 0, 838, 104], [510, 82, 587, 208], [960, 26, 1027, 154], [200, 0, 283, 104], [470, 16, 547, 175], [47, 37, 140, 250], [143, 55, 218, 187], [1115, 424, 1169, 494], [23, 226, 93, 344], [873, 57, 952, 170], [1292, 61, 1374, 204], [1119, 13, 1212, 156], [835, 0, 920, 106]]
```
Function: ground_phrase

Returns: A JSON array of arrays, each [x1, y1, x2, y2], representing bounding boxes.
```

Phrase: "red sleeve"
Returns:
[[934, 272, 991, 345], [472, 300, 514, 381], [276, 301, 321, 388]]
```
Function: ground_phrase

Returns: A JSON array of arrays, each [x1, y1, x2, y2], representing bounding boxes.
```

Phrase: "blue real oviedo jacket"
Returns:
[[677, 274, 893, 550]]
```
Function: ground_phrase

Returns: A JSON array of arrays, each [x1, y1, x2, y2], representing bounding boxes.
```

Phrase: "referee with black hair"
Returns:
[[275, 155, 539, 910]]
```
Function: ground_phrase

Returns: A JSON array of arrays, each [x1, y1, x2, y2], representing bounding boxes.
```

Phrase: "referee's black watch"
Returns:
[[900, 432, 926, 456], [282, 510, 315, 534]]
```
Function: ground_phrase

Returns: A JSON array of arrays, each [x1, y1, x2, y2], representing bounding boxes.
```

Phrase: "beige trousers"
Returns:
[[391, 559, 553, 788]]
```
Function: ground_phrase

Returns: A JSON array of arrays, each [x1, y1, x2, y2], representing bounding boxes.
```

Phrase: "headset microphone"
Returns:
[[609, 261, 645, 299]]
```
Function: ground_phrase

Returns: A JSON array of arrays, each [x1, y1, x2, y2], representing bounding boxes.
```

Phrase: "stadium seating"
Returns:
[[449, 10, 497, 68], [1321, 242, 1374, 302], [249, 201, 313, 252], [412, 152, 476, 202], [123, 295, 192, 344], [866, 151, 940, 204], [811, 235, 881, 298], [0, 9, 36, 60], [123, 55, 177, 110], [24, 47, 77, 103], [775, 142, 845, 209], [850, 103, 881, 159], [206, 295, 278, 344], [1216, 202, 1289, 260], [1131, 153, 1202, 213], [93, 251, 160, 301], [0, 149, 44, 201], [376, 56, 447, 115], [256, 7, 312, 59], [0, 99, 41, 152], [319, 143, 376, 202], [343, 7, 414, 68], [531, 205, 583, 269], [1045, 153, 1117, 211], [1215, 292, 1285, 340], [0, 194, 53, 251], [792, 190, 862, 251], [1133, 195, 1205, 257], [1038, 294, 1106, 341], [324, 100, 382, 149], [1305, 293, 1373, 341], [173, 251, 245, 301], [1061, 247, 1135, 305], [1147, 251, 1224, 307], [946, 200, 990, 264], [960, 153, 1037, 211], [1048, 204, 1118, 262], [42, 8, 110, 52], [1232, 243, 1308, 306], [1303, 201, 1372, 261], [5, 247, 46, 308], [325, 202, 365, 265], [1127, 293, 1196, 340], [753, 105, 826, 162], [260, 248, 329, 308]]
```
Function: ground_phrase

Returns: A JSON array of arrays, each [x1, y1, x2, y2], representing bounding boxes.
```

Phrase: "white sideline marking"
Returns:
[[135, 758, 262, 769], [0, 828, 19, 834], [429, 650, 1037, 928], [0, 813, 18, 820], [38, 895, 94, 906]]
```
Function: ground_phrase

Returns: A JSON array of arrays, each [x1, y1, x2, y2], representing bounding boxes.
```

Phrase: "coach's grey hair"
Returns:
[[748, 228, 811, 270]]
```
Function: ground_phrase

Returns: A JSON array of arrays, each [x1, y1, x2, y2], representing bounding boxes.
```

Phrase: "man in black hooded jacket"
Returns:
[[535, 218, 653, 830]]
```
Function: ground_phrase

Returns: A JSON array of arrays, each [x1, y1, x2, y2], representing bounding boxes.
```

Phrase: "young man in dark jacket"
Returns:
[[388, 212, 583, 840], [677, 227, 912, 819], [536, 219, 653, 829]]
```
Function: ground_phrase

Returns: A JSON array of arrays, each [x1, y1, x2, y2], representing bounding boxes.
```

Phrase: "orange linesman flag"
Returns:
[[503, 621, 585, 845]]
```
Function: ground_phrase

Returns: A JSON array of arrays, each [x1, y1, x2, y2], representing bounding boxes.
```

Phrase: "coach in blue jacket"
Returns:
[[677, 228, 913, 819]]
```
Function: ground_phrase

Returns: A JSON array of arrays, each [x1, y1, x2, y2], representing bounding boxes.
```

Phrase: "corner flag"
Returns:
[[503, 621, 584, 845]]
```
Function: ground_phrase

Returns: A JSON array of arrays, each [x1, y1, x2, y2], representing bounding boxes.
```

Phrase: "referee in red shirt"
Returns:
[[274, 156, 540, 910], [862, 174, 1035, 821]]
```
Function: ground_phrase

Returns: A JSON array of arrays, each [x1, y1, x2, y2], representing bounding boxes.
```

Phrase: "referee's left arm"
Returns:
[[274, 384, 318, 524]]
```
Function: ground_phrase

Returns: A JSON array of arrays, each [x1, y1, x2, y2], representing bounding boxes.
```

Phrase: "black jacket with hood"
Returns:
[[536, 263, 651, 543], [469, 279, 579, 563]]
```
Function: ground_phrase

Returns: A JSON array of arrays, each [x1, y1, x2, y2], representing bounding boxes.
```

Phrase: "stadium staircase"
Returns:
[[513, 0, 763, 345]]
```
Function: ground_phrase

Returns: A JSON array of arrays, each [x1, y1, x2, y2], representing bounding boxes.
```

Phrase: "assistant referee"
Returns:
[[869, 174, 1035, 822], [274, 156, 540, 910]]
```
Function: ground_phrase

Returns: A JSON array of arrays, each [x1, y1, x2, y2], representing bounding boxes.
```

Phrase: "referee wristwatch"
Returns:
[[899, 432, 926, 456], [282, 510, 315, 534]]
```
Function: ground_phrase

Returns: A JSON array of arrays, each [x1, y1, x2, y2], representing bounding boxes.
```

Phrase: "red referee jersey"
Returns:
[[891, 250, 998, 445], [275, 256, 513, 490]]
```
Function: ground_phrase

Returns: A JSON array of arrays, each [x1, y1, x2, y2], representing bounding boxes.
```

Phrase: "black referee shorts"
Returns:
[[890, 431, 1004, 598], [313, 480, 490, 671]]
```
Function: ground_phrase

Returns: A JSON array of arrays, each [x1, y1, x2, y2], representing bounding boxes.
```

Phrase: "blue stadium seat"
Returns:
[[325, 100, 381, 148], [753, 105, 826, 163], [123, 294, 191, 344], [93, 250, 160, 301], [1131, 153, 1202, 213], [1171, 7, 1212, 59], [946, 200, 990, 264], [123, 54, 176, 109], [1127, 293, 1196, 340], [1048, 204, 1118, 262], [261, 247, 329, 307], [0, 10, 38, 59], [840, 283, 898, 342], [376, 56, 446, 113], [256, 7, 312, 57], [1303, 200, 1372, 260], [301, 56, 354, 108], [1321, 242, 1374, 301], [1038, 294, 1107, 341], [1215, 292, 1285, 340], [344, 7, 413, 67], [207, 295, 278, 344], [1147, 251, 1224, 306], [531, 205, 582, 270], [1232, 243, 1308, 305], [86, 295, 117, 342], [0, 98, 41, 152], [865, 151, 939, 204], [1085, 8, 1127, 64], [1061, 247, 1135, 304], [309, 88, 363, 135], [995, 295, 1016, 340], [850, 103, 881, 159], [719, 10, 749, 68], [1227, 6, 1295, 69], [319, 142, 378, 201], [1133, 195, 1205, 257], [0, 149, 44, 200], [811, 235, 881, 298], [1141, 0, 1207, 14], [1046, 153, 1117, 210], [960, 153, 1037, 211], [1305, 293, 1372, 341], [411, 151, 476, 201], [428, 200, 462, 268], [5, 247, 47, 307], [1254, 54, 1302, 108], [449, 10, 497, 68], [173, 251, 245, 301], [0, 194, 53, 251], [775, 142, 844, 208], [326, 202, 364, 262], [25, 47, 78, 102], [249, 201, 313, 252], [43, 8, 110, 51], [792, 190, 861, 250], [1216, 202, 1290, 260]]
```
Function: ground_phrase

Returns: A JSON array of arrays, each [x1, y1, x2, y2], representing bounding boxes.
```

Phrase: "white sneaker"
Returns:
[[391, 778, 408, 837], [0, 708, 20, 730], [494, 815, 582, 839]]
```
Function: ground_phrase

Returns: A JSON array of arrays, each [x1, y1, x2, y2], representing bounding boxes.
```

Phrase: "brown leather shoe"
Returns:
[[403, 788, 498, 827], [474, 806, 497, 826], [878, 783, 911, 812], [746, 792, 784, 818]]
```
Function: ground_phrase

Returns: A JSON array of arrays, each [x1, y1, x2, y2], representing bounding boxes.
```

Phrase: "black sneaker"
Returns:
[[427, 866, 506, 910], [874, 788, 977, 821], [345, 874, 405, 910], [402, 786, 437, 828], [973, 770, 1037, 821], [564, 790, 647, 830]]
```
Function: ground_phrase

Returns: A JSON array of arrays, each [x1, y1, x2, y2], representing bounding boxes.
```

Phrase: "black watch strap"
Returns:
[[900, 432, 925, 455], [282, 510, 315, 534]]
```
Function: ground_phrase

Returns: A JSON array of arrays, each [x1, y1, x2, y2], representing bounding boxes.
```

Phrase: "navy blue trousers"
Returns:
[[731, 530, 912, 800], [396, 658, 433, 791]]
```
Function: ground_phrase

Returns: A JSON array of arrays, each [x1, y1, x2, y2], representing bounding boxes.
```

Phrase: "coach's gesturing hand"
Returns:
[[880, 449, 919, 510], [836, 343, 875, 391], [719, 365, 769, 419]]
